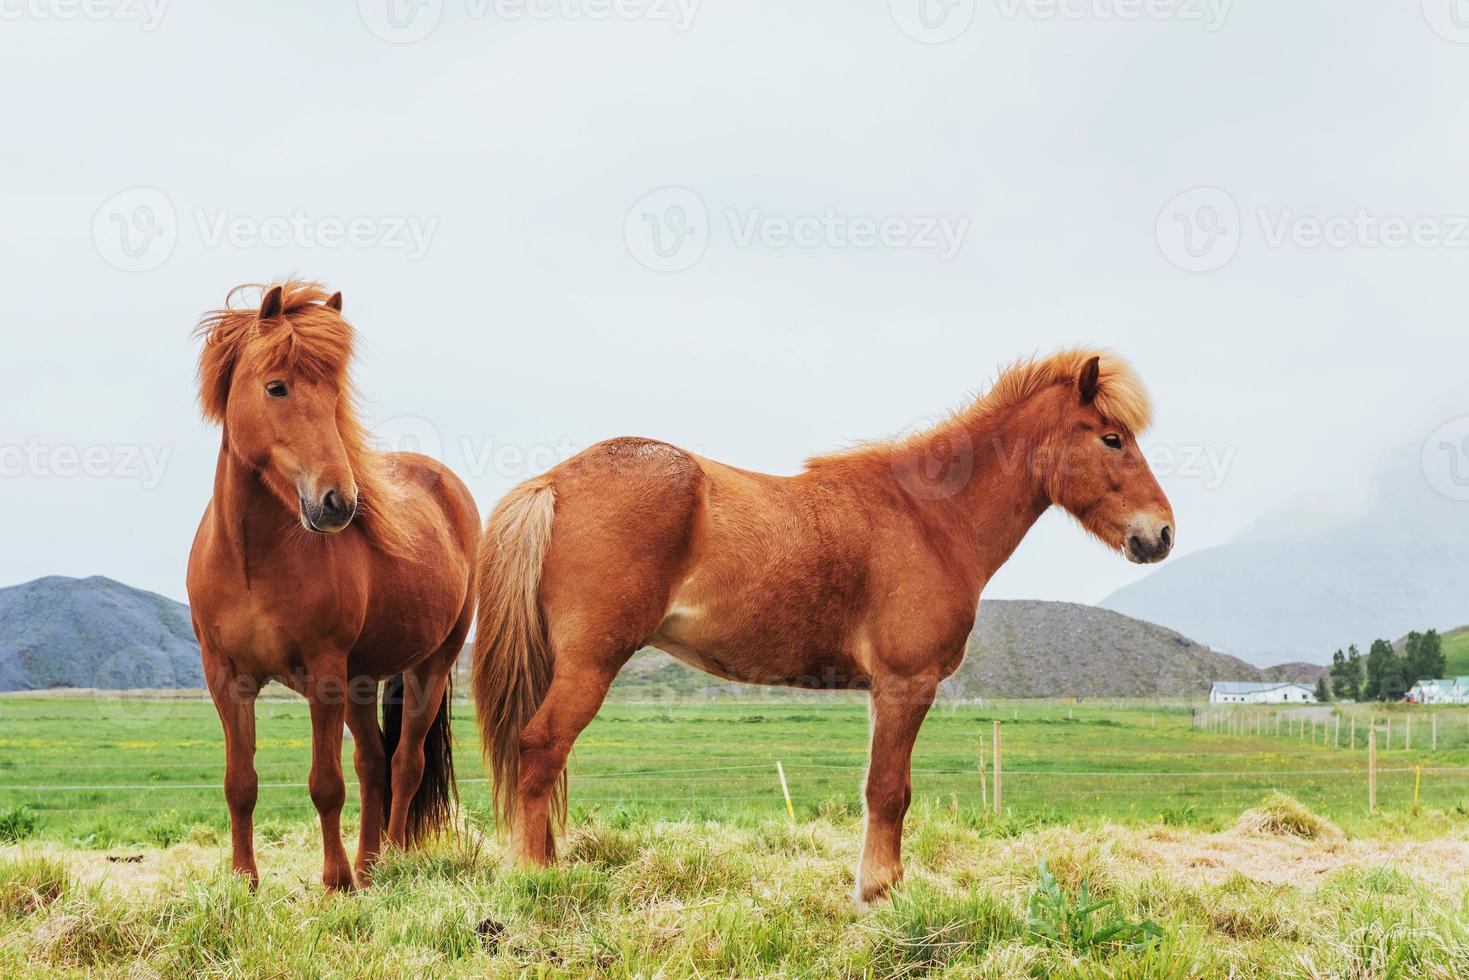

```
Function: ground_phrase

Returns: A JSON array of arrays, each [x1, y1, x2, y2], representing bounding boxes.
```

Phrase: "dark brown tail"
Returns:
[[381, 674, 457, 845], [471, 480, 559, 836]]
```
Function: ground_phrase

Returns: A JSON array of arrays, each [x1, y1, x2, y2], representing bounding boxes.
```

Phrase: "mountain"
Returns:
[[1101, 447, 1469, 666], [1, 576, 1317, 699], [605, 600, 1318, 701], [0, 576, 202, 691]]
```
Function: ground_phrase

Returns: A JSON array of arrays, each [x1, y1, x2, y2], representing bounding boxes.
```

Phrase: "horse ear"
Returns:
[[259, 285, 285, 321], [1078, 356, 1101, 405], [324, 291, 343, 313]]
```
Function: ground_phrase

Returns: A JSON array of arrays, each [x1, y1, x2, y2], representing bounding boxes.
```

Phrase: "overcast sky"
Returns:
[[2, 1, 1466, 605]]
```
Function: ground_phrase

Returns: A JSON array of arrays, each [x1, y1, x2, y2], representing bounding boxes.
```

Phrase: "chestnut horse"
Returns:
[[187, 281, 479, 890], [473, 350, 1174, 904]]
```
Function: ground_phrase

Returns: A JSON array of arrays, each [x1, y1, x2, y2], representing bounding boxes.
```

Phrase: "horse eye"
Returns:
[[265, 381, 288, 398], [1102, 434, 1123, 450]]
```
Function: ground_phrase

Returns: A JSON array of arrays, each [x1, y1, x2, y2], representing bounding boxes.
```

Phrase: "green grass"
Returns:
[[5, 695, 1469, 845], [5, 695, 1469, 976], [3, 805, 1468, 978]]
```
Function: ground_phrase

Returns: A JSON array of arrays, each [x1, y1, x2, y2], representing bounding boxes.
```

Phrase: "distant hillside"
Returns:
[[1103, 447, 1469, 665], [0, 576, 202, 691], [1446, 628, 1469, 676], [1390, 625, 1469, 678], [604, 600, 1319, 701]]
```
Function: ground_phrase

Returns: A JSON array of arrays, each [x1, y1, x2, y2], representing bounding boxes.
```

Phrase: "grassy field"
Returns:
[[5, 695, 1469, 976], [4, 796, 1469, 977], [3, 695, 1469, 845]]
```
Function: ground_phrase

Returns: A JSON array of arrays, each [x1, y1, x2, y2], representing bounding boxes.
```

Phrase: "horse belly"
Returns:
[[647, 601, 863, 690]]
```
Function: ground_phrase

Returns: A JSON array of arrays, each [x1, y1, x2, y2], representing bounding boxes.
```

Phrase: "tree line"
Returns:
[[1319, 630, 1445, 702]]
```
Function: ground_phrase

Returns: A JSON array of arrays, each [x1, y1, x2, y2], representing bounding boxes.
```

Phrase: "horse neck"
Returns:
[[908, 407, 1053, 587], [210, 438, 298, 564]]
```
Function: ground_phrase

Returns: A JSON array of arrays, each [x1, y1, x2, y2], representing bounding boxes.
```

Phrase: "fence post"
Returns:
[[775, 761, 795, 822], [978, 735, 988, 812], [992, 720, 1003, 816], [1368, 728, 1377, 812], [1334, 715, 1340, 749], [1414, 766, 1422, 807]]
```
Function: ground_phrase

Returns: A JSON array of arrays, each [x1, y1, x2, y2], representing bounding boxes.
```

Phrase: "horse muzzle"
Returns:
[[300, 488, 357, 534], [1124, 518, 1173, 564]]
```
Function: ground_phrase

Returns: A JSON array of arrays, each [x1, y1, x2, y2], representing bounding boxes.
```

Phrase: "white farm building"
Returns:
[[1406, 678, 1469, 705], [1209, 681, 1317, 705]]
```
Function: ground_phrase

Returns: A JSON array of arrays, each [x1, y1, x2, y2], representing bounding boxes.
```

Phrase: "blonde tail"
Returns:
[[471, 480, 558, 833]]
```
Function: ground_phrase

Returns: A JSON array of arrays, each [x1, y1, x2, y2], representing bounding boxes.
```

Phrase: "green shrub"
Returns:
[[0, 805, 38, 843]]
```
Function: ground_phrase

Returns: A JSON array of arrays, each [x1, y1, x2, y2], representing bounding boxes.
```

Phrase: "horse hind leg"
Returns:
[[514, 643, 631, 866], [383, 649, 458, 850]]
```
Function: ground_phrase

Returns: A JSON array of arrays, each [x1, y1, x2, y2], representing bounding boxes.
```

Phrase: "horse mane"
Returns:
[[194, 280, 412, 556], [806, 348, 1153, 470]]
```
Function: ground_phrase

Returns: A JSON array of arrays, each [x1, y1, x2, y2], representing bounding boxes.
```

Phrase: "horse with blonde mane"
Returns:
[[473, 350, 1174, 904], [187, 281, 479, 890]]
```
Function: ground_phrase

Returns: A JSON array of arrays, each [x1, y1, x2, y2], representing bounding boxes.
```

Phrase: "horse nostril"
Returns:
[[1129, 535, 1142, 556], [1160, 526, 1172, 548], [323, 489, 343, 514]]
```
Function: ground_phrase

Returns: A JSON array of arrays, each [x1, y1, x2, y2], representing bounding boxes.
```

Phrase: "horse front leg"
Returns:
[[304, 660, 355, 891], [344, 677, 387, 880], [856, 672, 938, 908], [204, 651, 260, 886]]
